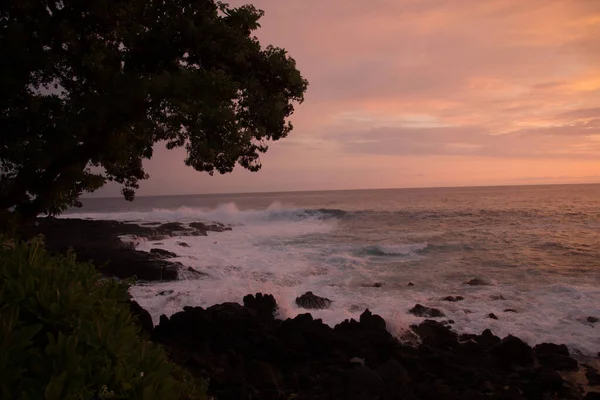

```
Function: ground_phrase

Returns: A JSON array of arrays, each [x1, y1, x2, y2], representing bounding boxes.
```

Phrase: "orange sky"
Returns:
[[94, 0, 600, 196]]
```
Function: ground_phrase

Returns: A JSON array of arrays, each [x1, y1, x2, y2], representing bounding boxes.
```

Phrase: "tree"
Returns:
[[0, 0, 307, 219]]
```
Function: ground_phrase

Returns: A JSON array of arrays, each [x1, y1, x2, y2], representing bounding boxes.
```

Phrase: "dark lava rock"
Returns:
[[409, 304, 445, 318], [190, 222, 233, 233], [464, 278, 490, 286], [492, 335, 534, 366], [150, 248, 178, 258], [359, 309, 386, 331], [586, 365, 600, 386], [412, 319, 458, 349], [243, 293, 277, 318], [157, 290, 175, 296], [148, 292, 586, 400], [177, 241, 190, 247], [487, 313, 498, 320], [476, 329, 501, 348], [535, 344, 577, 374], [587, 316, 599, 323], [26, 217, 181, 281], [180, 267, 209, 279], [504, 308, 518, 313], [442, 296, 464, 302], [156, 222, 188, 233], [537, 353, 578, 371], [295, 291, 332, 310], [360, 282, 383, 288], [129, 300, 153, 334], [534, 343, 570, 357]]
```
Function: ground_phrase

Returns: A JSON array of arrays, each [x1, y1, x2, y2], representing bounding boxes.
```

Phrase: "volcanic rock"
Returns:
[[409, 304, 445, 318], [150, 248, 178, 258], [295, 291, 332, 310]]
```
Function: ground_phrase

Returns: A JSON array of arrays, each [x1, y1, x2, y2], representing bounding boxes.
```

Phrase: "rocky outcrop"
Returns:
[[26, 217, 230, 281], [443, 295, 464, 302], [151, 293, 588, 400], [295, 291, 332, 309], [464, 278, 490, 286], [409, 304, 445, 318], [150, 248, 178, 258]]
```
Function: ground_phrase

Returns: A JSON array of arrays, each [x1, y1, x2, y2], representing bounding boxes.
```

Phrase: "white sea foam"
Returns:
[[66, 204, 600, 355]]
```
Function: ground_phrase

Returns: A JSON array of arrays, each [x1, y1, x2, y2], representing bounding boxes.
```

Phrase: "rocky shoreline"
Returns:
[[132, 293, 600, 400], [26, 217, 230, 281], [29, 217, 600, 399]]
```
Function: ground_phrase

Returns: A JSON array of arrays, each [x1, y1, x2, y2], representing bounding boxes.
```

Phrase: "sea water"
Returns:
[[65, 184, 600, 355]]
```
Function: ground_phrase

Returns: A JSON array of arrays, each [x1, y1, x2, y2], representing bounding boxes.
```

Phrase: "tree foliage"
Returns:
[[0, 0, 308, 218]]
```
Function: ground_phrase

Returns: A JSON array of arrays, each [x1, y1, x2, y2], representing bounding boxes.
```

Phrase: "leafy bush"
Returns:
[[0, 236, 207, 399]]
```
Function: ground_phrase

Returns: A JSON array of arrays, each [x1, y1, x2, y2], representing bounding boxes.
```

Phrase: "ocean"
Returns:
[[65, 184, 600, 355]]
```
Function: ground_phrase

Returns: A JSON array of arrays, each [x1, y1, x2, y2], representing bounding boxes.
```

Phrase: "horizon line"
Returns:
[[82, 181, 600, 201]]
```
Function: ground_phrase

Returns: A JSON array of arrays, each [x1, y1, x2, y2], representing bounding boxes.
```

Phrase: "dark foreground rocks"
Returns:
[[150, 293, 590, 400], [25, 217, 229, 281]]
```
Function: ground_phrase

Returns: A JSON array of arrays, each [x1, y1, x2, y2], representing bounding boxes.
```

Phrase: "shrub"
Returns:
[[0, 236, 207, 399]]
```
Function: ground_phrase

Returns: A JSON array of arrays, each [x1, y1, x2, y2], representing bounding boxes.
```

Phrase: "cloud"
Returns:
[[91, 0, 600, 196], [331, 120, 600, 159]]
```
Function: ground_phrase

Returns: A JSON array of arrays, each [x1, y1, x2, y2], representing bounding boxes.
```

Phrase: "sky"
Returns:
[[93, 0, 600, 197]]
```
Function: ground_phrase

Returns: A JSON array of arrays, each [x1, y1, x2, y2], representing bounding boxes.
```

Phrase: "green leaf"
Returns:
[[44, 371, 67, 400]]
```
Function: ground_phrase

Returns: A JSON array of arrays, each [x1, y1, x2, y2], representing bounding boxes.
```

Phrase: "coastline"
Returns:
[[30, 217, 600, 399]]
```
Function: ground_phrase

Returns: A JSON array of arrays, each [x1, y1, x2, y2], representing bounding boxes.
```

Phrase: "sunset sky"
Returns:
[[95, 0, 600, 197]]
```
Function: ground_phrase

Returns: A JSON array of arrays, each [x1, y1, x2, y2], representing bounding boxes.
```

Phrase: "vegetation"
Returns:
[[0, 236, 208, 399], [0, 0, 308, 219]]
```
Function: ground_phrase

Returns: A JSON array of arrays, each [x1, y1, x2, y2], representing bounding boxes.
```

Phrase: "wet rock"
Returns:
[[295, 291, 332, 310], [359, 309, 386, 331], [534, 343, 570, 357], [412, 319, 458, 349], [179, 267, 209, 279], [464, 278, 490, 286], [190, 222, 233, 233], [488, 313, 498, 320], [504, 308, 518, 313], [442, 295, 464, 302], [129, 300, 153, 334], [243, 293, 277, 319], [150, 248, 178, 258], [360, 282, 383, 288], [492, 335, 534, 366], [177, 241, 190, 247], [409, 304, 445, 318], [476, 329, 501, 348], [156, 222, 187, 233], [157, 290, 175, 296], [26, 218, 181, 281]]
